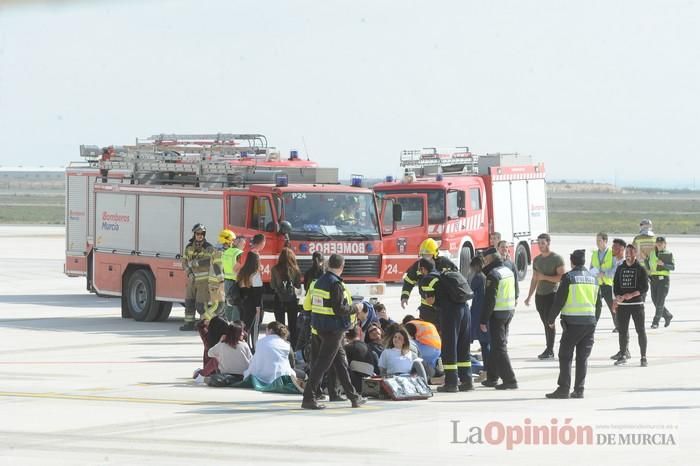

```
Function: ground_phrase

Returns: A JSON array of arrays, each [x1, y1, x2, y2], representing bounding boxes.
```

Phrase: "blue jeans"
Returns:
[[415, 341, 440, 369]]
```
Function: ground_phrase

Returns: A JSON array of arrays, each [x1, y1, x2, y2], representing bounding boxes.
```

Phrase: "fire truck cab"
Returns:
[[65, 134, 385, 322], [374, 148, 548, 282]]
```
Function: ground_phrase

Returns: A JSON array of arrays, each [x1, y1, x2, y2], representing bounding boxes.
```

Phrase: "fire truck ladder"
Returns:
[[400, 147, 479, 177], [97, 150, 284, 187]]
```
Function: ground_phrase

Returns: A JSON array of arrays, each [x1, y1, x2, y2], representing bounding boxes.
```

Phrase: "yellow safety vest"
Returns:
[[222, 247, 242, 280], [310, 273, 354, 331], [561, 271, 598, 318], [648, 249, 670, 277], [493, 266, 516, 312], [590, 248, 614, 286]]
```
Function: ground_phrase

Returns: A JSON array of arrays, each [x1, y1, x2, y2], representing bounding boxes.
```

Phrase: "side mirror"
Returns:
[[458, 208, 467, 218], [278, 220, 293, 235], [392, 203, 403, 222], [457, 191, 466, 209]]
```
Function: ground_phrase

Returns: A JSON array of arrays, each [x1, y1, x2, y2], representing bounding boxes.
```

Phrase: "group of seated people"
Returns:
[[344, 301, 438, 393], [193, 300, 468, 398], [195, 317, 304, 390]]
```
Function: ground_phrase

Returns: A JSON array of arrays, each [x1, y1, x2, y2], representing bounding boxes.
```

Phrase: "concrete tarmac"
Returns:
[[0, 226, 698, 465]]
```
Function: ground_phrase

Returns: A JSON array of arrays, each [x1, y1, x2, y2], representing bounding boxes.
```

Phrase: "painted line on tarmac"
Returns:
[[0, 390, 388, 412], [0, 360, 191, 364], [0, 391, 220, 406]]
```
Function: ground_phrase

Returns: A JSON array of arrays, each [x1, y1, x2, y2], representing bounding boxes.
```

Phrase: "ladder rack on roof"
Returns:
[[132, 133, 275, 159], [78, 133, 337, 187], [400, 147, 479, 176]]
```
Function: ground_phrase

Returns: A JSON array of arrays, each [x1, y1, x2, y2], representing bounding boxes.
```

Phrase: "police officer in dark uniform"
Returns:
[[301, 254, 366, 410], [418, 258, 473, 393], [545, 249, 599, 399], [480, 247, 518, 389], [401, 238, 458, 331]]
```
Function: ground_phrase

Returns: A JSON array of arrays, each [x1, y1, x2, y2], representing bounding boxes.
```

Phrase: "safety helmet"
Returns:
[[639, 218, 652, 227], [418, 238, 439, 257], [192, 223, 207, 235], [218, 229, 235, 245]]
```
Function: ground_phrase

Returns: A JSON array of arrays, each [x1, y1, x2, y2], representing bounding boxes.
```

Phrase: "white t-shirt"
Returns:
[[244, 334, 296, 384], [378, 347, 415, 375], [208, 341, 252, 375]]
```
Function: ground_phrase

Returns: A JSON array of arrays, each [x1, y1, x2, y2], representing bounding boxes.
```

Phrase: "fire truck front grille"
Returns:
[[298, 255, 381, 278]]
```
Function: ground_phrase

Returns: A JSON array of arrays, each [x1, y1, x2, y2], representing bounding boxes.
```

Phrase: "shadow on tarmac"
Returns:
[[0, 315, 187, 338], [0, 293, 118, 308]]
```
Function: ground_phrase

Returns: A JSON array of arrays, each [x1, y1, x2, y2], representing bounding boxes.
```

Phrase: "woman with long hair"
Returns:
[[207, 322, 252, 377], [271, 247, 302, 348], [378, 326, 427, 382], [303, 251, 325, 292], [237, 251, 263, 352]]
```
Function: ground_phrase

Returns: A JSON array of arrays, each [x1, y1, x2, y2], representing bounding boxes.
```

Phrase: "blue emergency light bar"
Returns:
[[275, 174, 289, 187], [351, 174, 364, 187]]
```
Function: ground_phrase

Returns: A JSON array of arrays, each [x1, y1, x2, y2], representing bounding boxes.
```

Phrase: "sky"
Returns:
[[1, 0, 699, 188]]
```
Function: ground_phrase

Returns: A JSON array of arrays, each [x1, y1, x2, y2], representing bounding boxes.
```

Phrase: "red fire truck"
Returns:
[[65, 134, 387, 322], [374, 148, 548, 282]]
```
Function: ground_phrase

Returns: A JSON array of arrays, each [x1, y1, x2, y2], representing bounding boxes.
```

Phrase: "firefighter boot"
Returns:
[[458, 364, 474, 391], [437, 370, 459, 393]]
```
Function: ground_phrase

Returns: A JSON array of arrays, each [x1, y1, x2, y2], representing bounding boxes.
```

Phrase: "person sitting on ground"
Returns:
[[344, 326, 379, 394], [194, 315, 230, 379], [207, 322, 252, 380], [403, 315, 441, 377], [366, 323, 385, 365], [373, 302, 396, 332], [383, 322, 420, 358], [357, 300, 380, 339], [244, 321, 303, 384], [378, 326, 428, 382]]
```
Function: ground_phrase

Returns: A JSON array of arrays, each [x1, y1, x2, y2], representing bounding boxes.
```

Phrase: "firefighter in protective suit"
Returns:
[[400, 238, 458, 331], [180, 224, 223, 331]]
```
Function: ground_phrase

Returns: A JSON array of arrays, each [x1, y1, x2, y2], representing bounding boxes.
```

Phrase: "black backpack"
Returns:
[[277, 279, 298, 303], [440, 270, 473, 303]]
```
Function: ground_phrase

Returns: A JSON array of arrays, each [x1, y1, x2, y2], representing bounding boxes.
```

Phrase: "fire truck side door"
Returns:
[[379, 193, 429, 281]]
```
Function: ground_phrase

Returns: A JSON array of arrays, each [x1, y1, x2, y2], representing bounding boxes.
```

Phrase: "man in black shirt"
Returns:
[[613, 244, 649, 367]]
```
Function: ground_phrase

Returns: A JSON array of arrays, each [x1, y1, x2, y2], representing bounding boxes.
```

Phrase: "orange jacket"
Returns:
[[410, 320, 441, 350]]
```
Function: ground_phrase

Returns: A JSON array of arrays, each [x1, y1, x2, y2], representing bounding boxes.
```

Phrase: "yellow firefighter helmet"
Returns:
[[218, 229, 235, 245], [418, 238, 439, 257]]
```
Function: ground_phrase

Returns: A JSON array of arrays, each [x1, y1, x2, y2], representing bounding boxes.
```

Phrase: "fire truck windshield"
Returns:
[[281, 192, 379, 239]]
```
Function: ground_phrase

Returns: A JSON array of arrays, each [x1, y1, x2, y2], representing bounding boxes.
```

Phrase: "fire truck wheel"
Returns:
[[515, 244, 528, 281], [125, 269, 160, 322], [155, 302, 173, 321], [459, 246, 472, 281]]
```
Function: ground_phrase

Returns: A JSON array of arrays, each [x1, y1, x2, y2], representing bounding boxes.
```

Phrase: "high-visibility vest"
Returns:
[[303, 280, 316, 311], [561, 270, 598, 318], [590, 247, 614, 286], [222, 247, 242, 280], [310, 272, 353, 331], [633, 234, 656, 267], [409, 320, 441, 350], [419, 272, 440, 308], [648, 249, 670, 277], [493, 266, 516, 312]]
